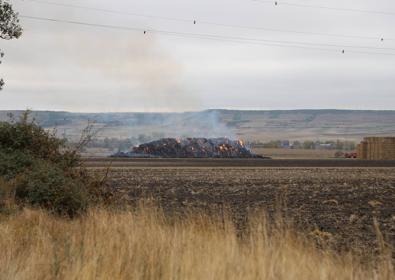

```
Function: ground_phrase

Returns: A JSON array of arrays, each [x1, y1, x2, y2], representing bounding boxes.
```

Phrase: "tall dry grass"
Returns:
[[0, 206, 393, 280]]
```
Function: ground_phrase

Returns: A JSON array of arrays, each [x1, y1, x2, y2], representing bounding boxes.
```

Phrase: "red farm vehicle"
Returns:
[[344, 152, 357, 159]]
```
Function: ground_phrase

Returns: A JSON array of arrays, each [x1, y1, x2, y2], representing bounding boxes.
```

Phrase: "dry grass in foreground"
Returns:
[[0, 207, 393, 280]]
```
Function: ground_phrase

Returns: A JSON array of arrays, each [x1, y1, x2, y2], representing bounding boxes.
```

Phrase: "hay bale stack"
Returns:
[[357, 141, 368, 159], [358, 137, 395, 160]]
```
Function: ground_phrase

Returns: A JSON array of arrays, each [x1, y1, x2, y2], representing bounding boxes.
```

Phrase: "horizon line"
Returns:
[[1, 108, 395, 114]]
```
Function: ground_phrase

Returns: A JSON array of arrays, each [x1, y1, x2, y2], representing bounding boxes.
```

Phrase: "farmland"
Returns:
[[252, 148, 335, 159], [1, 116, 394, 279], [90, 164, 395, 253]]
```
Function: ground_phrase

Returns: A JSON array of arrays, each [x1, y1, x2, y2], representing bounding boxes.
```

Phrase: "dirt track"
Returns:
[[84, 158, 395, 168]]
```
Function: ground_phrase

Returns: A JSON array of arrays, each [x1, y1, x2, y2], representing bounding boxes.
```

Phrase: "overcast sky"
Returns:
[[1, 0, 395, 112]]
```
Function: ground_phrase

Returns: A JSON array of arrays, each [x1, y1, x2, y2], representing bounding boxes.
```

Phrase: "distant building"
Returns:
[[316, 143, 335, 150], [357, 137, 395, 160], [281, 140, 290, 149]]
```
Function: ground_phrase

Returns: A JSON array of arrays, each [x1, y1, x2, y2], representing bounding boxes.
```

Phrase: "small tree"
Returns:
[[303, 140, 315, 150], [0, 0, 22, 90]]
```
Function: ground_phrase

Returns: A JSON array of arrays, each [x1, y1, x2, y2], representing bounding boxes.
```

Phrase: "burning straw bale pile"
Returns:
[[113, 138, 263, 158]]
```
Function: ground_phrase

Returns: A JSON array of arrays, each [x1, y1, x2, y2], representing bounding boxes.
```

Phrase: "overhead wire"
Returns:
[[252, 0, 395, 16], [19, 14, 395, 56], [18, 0, 193, 22], [17, 0, 392, 42]]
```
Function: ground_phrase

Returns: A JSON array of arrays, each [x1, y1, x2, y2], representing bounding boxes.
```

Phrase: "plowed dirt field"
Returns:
[[91, 165, 395, 253]]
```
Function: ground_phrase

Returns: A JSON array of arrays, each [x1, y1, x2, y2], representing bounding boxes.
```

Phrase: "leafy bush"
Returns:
[[14, 162, 88, 217], [0, 177, 18, 214], [0, 178, 9, 211], [0, 112, 106, 216], [0, 149, 34, 180], [0, 112, 80, 168]]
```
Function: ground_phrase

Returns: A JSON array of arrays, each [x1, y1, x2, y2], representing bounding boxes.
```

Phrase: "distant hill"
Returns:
[[1, 109, 395, 142]]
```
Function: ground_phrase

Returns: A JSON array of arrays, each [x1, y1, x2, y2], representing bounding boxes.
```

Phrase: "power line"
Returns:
[[252, 0, 395, 16], [19, 14, 395, 56], [18, 0, 192, 22], [19, 14, 395, 52], [18, 0, 392, 42], [197, 21, 388, 42]]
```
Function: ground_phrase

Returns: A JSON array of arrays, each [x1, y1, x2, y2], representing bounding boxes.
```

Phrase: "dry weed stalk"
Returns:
[[0, 206, 393, 280]]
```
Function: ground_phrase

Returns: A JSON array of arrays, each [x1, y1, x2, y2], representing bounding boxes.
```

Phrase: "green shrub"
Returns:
[[0, 111, 106, 217], [0, 112, 80, 168], [15, 162, 88, 217], [0, 178, 8, 211], [0, 149, 34, 180], [0, 177, 18, 214]]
